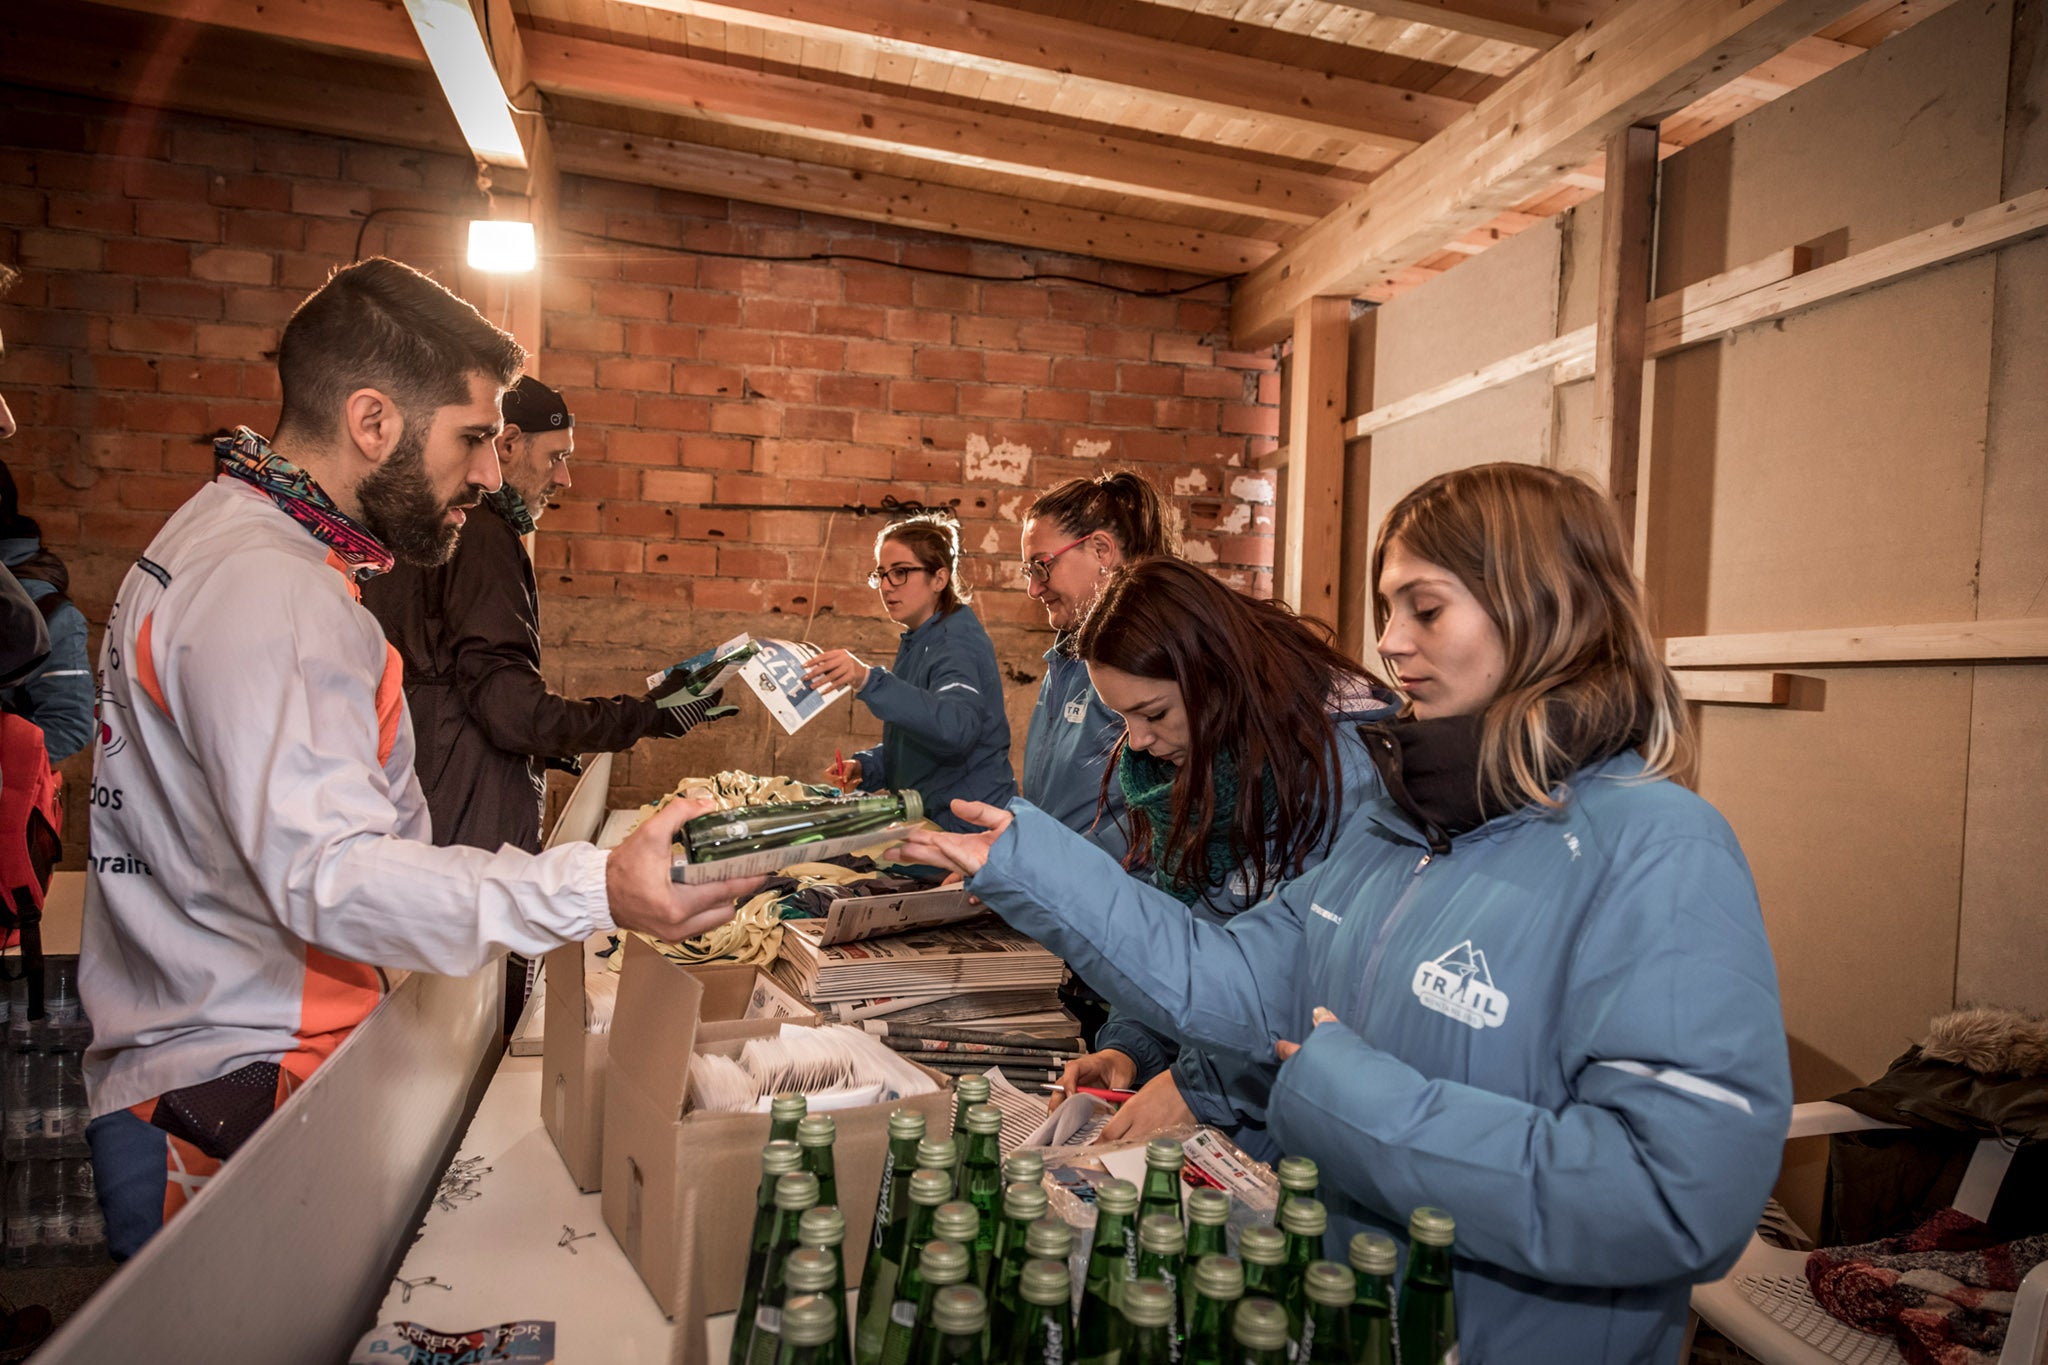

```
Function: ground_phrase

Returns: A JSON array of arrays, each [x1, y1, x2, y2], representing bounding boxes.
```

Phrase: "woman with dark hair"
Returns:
[[1018, 470, 1178, 858], [1049, 557, 1396, 1146], [804, 513, 1016, 834], [902, 464, 1791, 1362]]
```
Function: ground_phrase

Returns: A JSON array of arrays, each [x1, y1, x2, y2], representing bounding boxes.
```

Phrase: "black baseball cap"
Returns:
[[500, 375, 573, 433]]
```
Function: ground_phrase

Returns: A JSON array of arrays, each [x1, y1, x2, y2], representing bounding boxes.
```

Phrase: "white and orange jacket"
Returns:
[[83, 475, 615, 1119]]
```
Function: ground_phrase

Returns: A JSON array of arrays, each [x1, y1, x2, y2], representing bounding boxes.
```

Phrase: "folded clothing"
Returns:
[[1806, 1206, 2048, 1365]]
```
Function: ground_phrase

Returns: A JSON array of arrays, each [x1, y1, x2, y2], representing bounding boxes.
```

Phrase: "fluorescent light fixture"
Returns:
[[468, 220, 536, 273]]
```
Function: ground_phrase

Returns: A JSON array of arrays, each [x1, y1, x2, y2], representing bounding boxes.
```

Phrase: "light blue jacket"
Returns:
[[0, 536, 94, 764], [1019, 638, 1128, 862], [853, 605, 1017, 834], [970, 752, 1791, 1365]]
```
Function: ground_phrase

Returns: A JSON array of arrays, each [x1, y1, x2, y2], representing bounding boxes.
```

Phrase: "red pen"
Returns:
[[1076, 1086, 1137, 1105], [833, 748, 844, 784]]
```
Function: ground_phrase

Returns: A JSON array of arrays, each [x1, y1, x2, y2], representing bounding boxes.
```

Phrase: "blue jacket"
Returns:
[[970, 753, 1791, 1364], [853, 606, 1017, 834], [1019, 637, 1128, 862], [0, 536, 94, 763]]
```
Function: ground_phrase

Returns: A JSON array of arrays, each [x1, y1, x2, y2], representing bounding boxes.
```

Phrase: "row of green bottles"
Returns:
[[682, 791, 925, 864], [740, 1170, 822, 1365], [857, 1111, 931, 1365]]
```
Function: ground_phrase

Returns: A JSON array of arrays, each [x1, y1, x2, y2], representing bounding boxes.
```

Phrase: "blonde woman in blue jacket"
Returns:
[[901, 464, 1792, 1364]]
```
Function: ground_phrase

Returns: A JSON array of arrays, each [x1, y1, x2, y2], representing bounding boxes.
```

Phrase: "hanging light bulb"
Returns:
[[467, 219, 535, 273]]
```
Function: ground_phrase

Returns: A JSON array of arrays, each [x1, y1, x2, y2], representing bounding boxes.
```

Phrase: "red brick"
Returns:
[[637, 394, 714, 430], [190, 247, 274, 285], [1015, 321, 1085, 354], [156, 360, 243, 397], [769, 262, 841, 302], [171, 127, 256, 171], [1090, 394, 1153, 426], [116, 473, 206, 512], [814, 305, 887, 339], [16, 229, 102, 271], [605, 430, 679, 465], [135, 279, 224, 319], [603, 503, 681, 537], [894, 449, 964, 482], [1258, 373, 1281, 405], [753, 511, 826, 546], [671, 366, 743, 399], [254, 137, 341, 178], [980, 283, 1048, 319], [620, 255, 699, 288], [701, 330, 778, 366], [1049, 290, 1114, 324], [289, 181, 371, 218], [1116, 295, 1177, 329], [1220, 404, 1279, 438], [853, 413, 922, 445], [915, 349, 982, 382], [1178, 299, 1227, 333], [593, 282, 672, 320], [194, 323, 275, 359], [598, 357, 671, 391], [1086, 326, 1152, 360], [669, 292, 742, 326], [819, 375, 886, 409], [76, 352, 159, 390], [742, 297, 814, 333], [557, 389, 636, 425], [623, 323, 700, 360], [1119, 430, 1186, 463], [771, 336, 843, 370], [680, 437, 754, 470], [675, 509, 751, 540], [982, 352, 1048, 386], [135, 202, 221, 243], [224, 212, 305, 252], [124, 162, 208, 201], [546, 316, 623, 353], [45, 192, 132, 234], [911, 276, 977, 311], [694, 579, 766, 612], [1051, 357, 1116, 391], [711, 404, 781, 437], [109, 317, 197, 354], [1181, 368, 1250, 400], [1155, 335, 1215, 366], [570, 538, 644, 574], [959, 386, 1024, 419], [884, 310, 950, 344], [223, 289, 298, 327], [1214, 535, 1275, 568], [697, 258, 772, 294], [540, 502, 601, 536], [890, 381, 956, 415], [48, 274, 135, 314], [84, 432, 166, 472], [1025, 389, 1090, 422], [548, 571, 617, 599], [717, 546, 792, 580], [843, 269, 912, 308], [1154, 398, 1219, 430], [645, 543, 720, 577], [641, 469, 715, 503], [784, 409, 855, 441]]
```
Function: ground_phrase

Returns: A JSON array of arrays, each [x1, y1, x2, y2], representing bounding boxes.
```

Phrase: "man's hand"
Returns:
[[894, 800, 1012, 876], [649, 691, 722, 740], [823, 755, 864, 793], [1097, 1069, 1195, 1144], [1274, 1006, 1341, 1062], [1050, 1047, 1137, 1113], [802, 648, 870, 693], [606, 797, 765, 941]]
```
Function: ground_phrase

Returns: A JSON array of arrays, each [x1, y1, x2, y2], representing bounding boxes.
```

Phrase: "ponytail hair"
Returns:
[[876, 512, 968, 615], [1028, 470, 1179, 560]]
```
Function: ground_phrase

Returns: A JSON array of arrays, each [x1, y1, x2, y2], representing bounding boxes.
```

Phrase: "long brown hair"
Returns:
[[876, 512, 968, 616], [1075, 558, 1382, 903], [1371, 463, 1692, 810], [1028, 470, 1180, 559]]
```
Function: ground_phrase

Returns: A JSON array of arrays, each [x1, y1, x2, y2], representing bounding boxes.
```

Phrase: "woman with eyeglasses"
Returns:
[[802, 512, 1016, 833], [900, 465, 1791, 1363]]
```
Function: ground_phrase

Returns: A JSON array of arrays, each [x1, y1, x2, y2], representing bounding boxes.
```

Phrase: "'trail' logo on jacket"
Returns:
[[1411, 939, 1510, 1029]]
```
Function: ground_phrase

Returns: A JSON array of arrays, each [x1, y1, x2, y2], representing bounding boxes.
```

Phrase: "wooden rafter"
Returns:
[[1319, 0, 1588, 49]]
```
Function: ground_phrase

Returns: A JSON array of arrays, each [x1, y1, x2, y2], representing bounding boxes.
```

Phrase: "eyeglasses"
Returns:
[[1018, 536, 1090, 587], [867, 564, 932, 590]]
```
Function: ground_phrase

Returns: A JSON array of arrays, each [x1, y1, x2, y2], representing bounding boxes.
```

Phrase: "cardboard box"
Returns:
[[600, 937, 954, 1359]]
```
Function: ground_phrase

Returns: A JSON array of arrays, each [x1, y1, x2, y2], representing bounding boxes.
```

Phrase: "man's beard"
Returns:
[[356, 423, 481, 567]]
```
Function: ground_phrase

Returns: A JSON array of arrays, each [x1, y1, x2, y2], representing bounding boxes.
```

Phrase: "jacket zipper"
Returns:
[[1346, 850, 1434, 1024]]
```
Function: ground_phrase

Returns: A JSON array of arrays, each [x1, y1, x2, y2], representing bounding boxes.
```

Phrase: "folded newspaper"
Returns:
[[650, 634, 849, 736], [772, 921, 1065, 1003]]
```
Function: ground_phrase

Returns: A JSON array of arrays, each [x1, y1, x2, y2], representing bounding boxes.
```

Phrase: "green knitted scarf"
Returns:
[[1118, 745, 1264, 905]]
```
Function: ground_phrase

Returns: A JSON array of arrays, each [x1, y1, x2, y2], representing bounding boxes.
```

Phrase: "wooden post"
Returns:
[[1591, 122, 1659, 556], [1281, 296, 1349, 625]]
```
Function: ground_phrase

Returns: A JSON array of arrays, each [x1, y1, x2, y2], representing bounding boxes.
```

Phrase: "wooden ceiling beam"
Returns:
[[1318, 0, 1587, 50], [80, 0, 423, 63], [400, 0, 526, 171], [615, 0, 1471, 149], [524, 31, 1351, 225], [550, 122, 1277, 276], [1229, 0, 1877, 347]]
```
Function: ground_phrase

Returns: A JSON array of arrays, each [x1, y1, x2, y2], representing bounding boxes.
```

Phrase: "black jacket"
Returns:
[[362, 501, 660, 854]]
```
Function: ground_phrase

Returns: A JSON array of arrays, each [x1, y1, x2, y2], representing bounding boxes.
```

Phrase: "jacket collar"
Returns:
[[1360, 749, 1647, 852]]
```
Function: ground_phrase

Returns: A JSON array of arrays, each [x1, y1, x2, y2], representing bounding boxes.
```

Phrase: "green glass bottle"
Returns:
[[1234, 1227, 1286, 1318], [1183, 1190, 1228, 1269], [1118, 1281, 1177, 1365], [879, 1170, 958, 1365], [990, 1183, 1052, 1350], [683, 792, 925, 863], [742, 1171, 823, 1365], [771, 1094, 810, 1145], [1137, 1140, 1183, 1229], [1003, 1258, 1073, 1365], [1075, 1179, 1139, 1365], [1395, 1209, 1456, 1365], [1347, 1233, 1397, 1365], [1276, 1198, 1327, 1341], [961, 1105, 1005, 1287], [799, 1115, 841, 1211], [800, 1207, 854, 1365], [1181, 1256, 1241, 1365], [1133, 1215, 1185, 1351], [665, 639, 762, 697], [784, 1252, 852, 1365], [1230, 1300, 1288, 1365], [950, 1077, 991, 1193], [1023, 1217, 1073, 1265], [918, 1284, 990, 1365], [1002, 1151, 1045, 1190], [778, 1295, 848, 1365], [935, 1202, 985, 1294], [1275, 1158, 1319, 1218], [736, 1145, 807, 1365], [858, 1111, 931, 1365], [1296, 1263, 1353, 1365], [896, 1240, 970, 1365], [919, 1136, 960, 1186]]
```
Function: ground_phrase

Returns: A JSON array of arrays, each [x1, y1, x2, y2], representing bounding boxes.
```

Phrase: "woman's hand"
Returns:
[[1274, 1006, 1340, 1061], [823, 755, 864, 792], [894, 800, 1013, 877], [1049, 1048, 1137, 1114], [803, 648, 870, 693], [607, 797, 766, 941], [1097, 1070, 1195, 1143]]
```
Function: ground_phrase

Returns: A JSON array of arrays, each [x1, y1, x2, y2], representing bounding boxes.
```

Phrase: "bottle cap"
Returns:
[[1020, 1258, 1072, 1307], [798, 1206, 845, 1248], [770, 1093, 808, 1125], [1024, 1216, 1072, 1260], [1237, 1226, 1285, 1266], [918, 1239, 970, 1286], [1003, 1151, 1044, 1186], [1186, 1188, 1230, 1227], [934, 1201, 980, 1244], [1408, 1206, 1456, 1248], [956, 1075, 991, 1103], [762, 1140, 803, 1176], [916, 1138, 958, 1172], [1094, 1179, 1138, 1216], [931, 1284, 987, 1336], [796, 1115, 837, 1148], [1348, 1232, 1398, 1276], [1277, 1156, 1318, 1193], [1120, 1279, 1176, 1329], [778, 1295, 840, 1348], [1143, 1137, 1184, 1170], [909, 1169, 954, 1206], [785, 1246, 838, 1293], [1233, 1298, 1289, 1351], [965, 1104, 1002, 1135], [898, 790, 925, 824], [1302, 1261, 1354, 1307], [1279, 1198, 1327, 1238], [1137, 1213, 1184, 1254], [1004, 1182, 1049, 1222], [774, 1172, 820, 1210], [1191, 1255, 1244, 1301], [889, 1109, 927, 1142]]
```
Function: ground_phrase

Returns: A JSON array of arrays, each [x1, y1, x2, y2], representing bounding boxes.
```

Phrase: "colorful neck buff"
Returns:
[[215, 427, 394, 577], [484, 484, 536, 536]]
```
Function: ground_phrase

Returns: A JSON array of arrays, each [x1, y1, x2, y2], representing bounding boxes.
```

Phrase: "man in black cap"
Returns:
[[364, 375, 720, 857]]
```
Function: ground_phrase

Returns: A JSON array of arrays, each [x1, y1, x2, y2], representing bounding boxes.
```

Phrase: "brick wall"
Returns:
[[0, 85, 1281, 853]]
